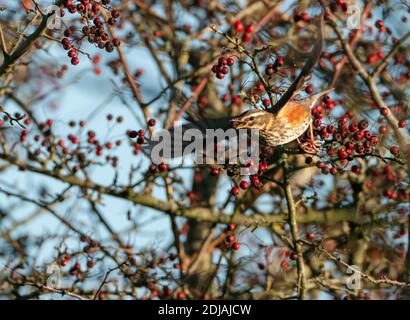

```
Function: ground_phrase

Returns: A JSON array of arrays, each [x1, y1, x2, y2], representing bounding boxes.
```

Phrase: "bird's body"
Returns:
[[231, 89, 332, 148]]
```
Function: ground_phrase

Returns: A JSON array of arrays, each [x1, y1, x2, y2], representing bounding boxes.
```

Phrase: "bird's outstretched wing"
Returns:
[[270, 12, 324, 114]]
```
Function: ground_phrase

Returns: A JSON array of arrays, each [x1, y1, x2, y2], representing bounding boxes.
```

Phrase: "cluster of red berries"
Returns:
[[233, 20, 254, 43], [308, 103, 387, 174], [127, 119, 156, 153], [128, 129, 145, 144], [224, 224, 240, 250], [276, 249, 299, 272], [211, 56, 235, 80], [227, 162, 268, 196], [149, 162, 168, 174], [264, 56, 284, 76], [367, 50, 384, 64], [365, 165, 409, 201], [61, 0, 120, 66]]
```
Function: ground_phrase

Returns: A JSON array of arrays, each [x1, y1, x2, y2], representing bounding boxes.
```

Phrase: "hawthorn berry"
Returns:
[[239, 180, 248, 189], [275, 56, 284, 66], [149, 164, 157, 173], [380, 108, 389, 116], [265, 64, 274, 75], [242, 33, 252, 42], [128, 130, 138, 138], [158, 162, 167, 172], [262, 98, 270, 107], [216, 72, 225, 79], [398, 120, 406, 128], [147, 119, 156, 127], [231, 186, 239, 196], [226, 235, 235, 243], [351, 165, 361, 174], [67, 49, 77, 57], [71, 57, 80, 65], [231, 242, 240, 250], [226, 57, 235, 66], [234, 20, 244, 33], [306, 232, 315, 240], [228, 223, 236, 231], [218, 56, 227, 65], [379, 126, 387, 134], [305, 85, 314, 94], [390, 146, 399, 156]]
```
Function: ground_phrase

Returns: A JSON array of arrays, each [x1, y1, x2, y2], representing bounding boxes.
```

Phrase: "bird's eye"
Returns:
[[249, 116, 255, 121]]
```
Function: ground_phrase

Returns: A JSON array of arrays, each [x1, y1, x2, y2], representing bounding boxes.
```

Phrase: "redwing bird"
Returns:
[[230, 12, 331, 153], [146, 12, 330, 158]]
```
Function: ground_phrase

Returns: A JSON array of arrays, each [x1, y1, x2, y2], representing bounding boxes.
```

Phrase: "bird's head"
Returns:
[[230, 109, 271, 130]]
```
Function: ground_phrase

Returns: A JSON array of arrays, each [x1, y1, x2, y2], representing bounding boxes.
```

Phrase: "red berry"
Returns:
[[398, 120, 406, 128], [380, 108, 389, 116], [147, 119, 156, 127], [226, 235, 235, 243], [218, 56, 227, 65], [158, 162, 167, 172], [234, 20, 244, 33], [258, 98, 269, 108], [242, 33, 252, 42], [111, 9, 120, 18], [216, 72, 225, 79], [351, 165, 361, 174], [275, 56, 284, 66], [149, 164, 157, 173], [255, 83, 264, 92], [379, 125, 387, 134], [176, 291, 186, 299], [128, 130, 138, 138], [300, 12, 309, 22], [306, 232, 315, 240], [244, 24, 254, 34], [239, 180, 248, 189], [68, 49, 77, 57], [220, 66, 229, 74], [338, 149, 348, 159], [232, 96, 241, 104], [227, 57, 235, 66], [390, 146, 399, 155], [228, 223, 236, 231], [305, 84, 314, 94], [375, 20, 384, 29], [71, 57, 80, 65], [231, 242, 240, 250], [231, 186, 239, 196], [112, 38, 121, 47], [265, 64, 274, 75]]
